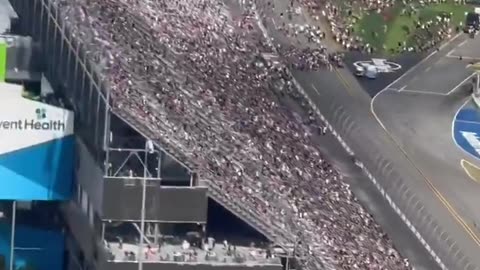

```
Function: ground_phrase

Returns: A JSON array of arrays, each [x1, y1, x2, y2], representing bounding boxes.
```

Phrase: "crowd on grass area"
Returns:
[[258, 0, 459, 59], [54, 0, 411, 269], [298, 0, 460, 54]]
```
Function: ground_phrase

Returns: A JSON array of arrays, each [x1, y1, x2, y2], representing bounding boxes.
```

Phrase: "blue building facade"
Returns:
[[0, 222, 65, 270], [0, 82, 75, 270]]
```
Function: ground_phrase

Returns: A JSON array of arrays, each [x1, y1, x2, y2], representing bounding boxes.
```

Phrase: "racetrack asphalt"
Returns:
[[343, 51, 425, 97], [250, 1, 447, 269], [371, 32, 480, 256], [253, 0, 480, 269]]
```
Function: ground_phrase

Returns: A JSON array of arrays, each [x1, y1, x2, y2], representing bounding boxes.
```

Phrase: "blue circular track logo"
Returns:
[[453, 106, 480, 160]]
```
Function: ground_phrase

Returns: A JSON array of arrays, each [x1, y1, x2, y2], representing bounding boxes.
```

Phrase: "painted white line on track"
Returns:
[[456, 119, 480, 125], [461, 159, 480, 183], [446, 55, 478, 60], [380, 32, 462, 91], [271, 18, 276, 28], [311, 84, 321, 96], [368, 94, 450, 270], [369, 35, 480, 269], [425, 66, 432, 72], [399, 85, 407, 91], [397, 89, 448, 96], [382, 51, 437, 91], [373, 33, 468, 113], [447, 73, 475, 95], [459, 40, 468, 47], [446, 48, 456, 58]]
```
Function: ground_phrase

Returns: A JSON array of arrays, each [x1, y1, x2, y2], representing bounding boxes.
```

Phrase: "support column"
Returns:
[[475, 71, 480, 96], [101, 222, 106, 242], [139, 141, 153, 270], [157, 151, 162, 180], [154, 223, 159, 245], [9, 201, 16, 270], [138, 149, 148, 270]]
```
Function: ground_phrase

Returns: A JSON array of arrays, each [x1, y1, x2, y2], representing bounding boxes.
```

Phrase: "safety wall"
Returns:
[[0, 82, 75, 200]]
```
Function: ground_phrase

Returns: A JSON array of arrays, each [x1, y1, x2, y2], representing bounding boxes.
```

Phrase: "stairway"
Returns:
[[199, 179, 293, 247]]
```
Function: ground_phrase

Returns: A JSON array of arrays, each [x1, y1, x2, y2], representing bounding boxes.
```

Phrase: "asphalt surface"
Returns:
[[372, 32, 480, 261], [255, 1, 480, 269], [344, 51, 425, 97], [252, 1, 442, 269]]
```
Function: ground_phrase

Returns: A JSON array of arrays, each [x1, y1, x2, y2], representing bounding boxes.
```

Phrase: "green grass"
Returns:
[[384, 6, 418, 54], [354, 12, 387, 51], [0, 42, 6, 82], [429, 3, 472, 25], [353, 1, 473, 55]]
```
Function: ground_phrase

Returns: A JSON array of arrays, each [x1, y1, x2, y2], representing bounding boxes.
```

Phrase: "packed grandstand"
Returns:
[[49, 0, 429, 269]]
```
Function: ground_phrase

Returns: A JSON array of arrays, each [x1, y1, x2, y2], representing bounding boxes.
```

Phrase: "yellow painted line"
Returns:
[[461, 159, 480, 183], [334, 68, 355, 96], [330, 31, 480, 246], [370, 101, 480, 246]]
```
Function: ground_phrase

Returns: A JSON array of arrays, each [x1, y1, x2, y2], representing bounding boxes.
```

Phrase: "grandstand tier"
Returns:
[[5, 0, 294, 269]]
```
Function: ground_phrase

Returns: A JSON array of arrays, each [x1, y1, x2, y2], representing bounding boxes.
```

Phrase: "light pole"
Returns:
[[138, 140, 154, 270], [475, 72, 480, 96], [285, 234, 299, 270], [9, 201, 16, 270]]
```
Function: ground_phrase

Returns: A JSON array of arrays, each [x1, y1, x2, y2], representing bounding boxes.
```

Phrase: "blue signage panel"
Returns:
[[453, 108, 480, 160], [0, 136, 74, 200]]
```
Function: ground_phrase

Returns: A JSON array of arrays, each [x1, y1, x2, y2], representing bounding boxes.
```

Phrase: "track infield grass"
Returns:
[[353, 1, 473, 55]]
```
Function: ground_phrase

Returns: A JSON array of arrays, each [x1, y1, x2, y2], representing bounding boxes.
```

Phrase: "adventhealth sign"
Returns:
[[0, 82, 75, 201], [0, 107, 67, 131], [0, 119, 66, 131], [0, 82, 75, 156]]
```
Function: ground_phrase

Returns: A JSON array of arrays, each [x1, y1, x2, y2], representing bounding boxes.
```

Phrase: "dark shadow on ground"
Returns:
[[344, 51, 426, 97], [206, 198, 268, 246]]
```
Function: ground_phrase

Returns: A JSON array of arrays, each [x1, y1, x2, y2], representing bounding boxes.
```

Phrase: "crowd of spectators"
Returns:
[[300, 0, 457, 54], [54, 0, 410, 269], [257, 1, 344, 69]]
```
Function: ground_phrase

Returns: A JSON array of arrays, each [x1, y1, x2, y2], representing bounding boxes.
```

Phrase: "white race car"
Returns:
[[354, 63, 378, 79]]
